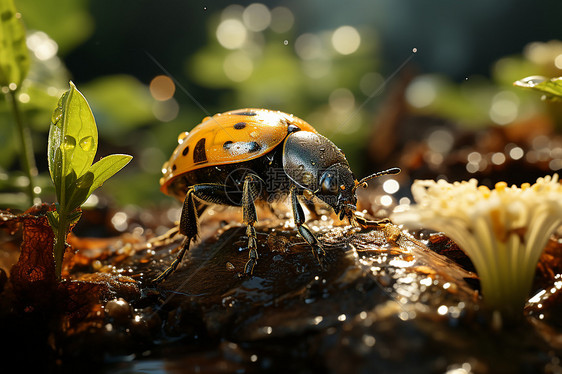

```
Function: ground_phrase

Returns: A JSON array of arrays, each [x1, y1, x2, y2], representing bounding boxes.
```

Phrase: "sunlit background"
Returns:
[[2, 0, 562, 216]]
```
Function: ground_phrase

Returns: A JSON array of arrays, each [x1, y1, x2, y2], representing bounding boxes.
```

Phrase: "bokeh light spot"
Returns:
[[555, 54, 562, 69], [406, 77, 437, 108], [467, 152, 482, 165], [27, 31, 58, 61], [216, 19, 247, 49], [295, 33, 323, 60], [152, 98, 179, 122], [489, 91, 519, 125], [491, 152, 506, 165], [149, 75, 175, 101], [221, 5, 244, 20], [380, 195, 393, 207], [270, 7, 294, 33], [243, 3, 271, 32], [427, 129, 454, 154], [329, 88, 355, 113], [383, 179, 400, 194], [331, 26, 361, 55], [18, 93, 30, 103], [508, 146, 524, 160], [111, 212, 128, 232]]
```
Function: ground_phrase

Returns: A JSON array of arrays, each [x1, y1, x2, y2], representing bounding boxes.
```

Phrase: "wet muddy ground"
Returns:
[[1, 201, 562, 374]]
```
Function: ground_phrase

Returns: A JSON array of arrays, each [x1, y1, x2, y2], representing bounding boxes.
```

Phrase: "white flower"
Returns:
[[392, 175, 562, 314]]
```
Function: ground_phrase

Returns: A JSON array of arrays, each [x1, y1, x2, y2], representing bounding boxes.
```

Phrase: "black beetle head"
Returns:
[[282, 131, 400, 221], [318, 166, 402, 221], [316, 163, 357, 219]]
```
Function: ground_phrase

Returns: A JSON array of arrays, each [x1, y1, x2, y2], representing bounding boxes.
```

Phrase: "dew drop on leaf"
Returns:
[[514, 75, 547, 88], [79, 136, 95, 151], [51, 92, 68, 127], [51, 106, 63, 127], [61, 135, 76, 151]]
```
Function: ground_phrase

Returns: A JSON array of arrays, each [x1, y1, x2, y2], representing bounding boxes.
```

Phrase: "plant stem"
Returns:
[[54, 213, 69, 280], [8, 89, 38, 206]]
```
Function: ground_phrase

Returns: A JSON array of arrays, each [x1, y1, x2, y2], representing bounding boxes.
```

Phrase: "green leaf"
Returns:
[[46, 210, 59, 231], [0, 0, 30, 89], [66, 171, 94, 212], [513, 76, 562, 101], [67, 210, 82, 226], [87, 154, 133, 197], [48, 82, 98, 206]]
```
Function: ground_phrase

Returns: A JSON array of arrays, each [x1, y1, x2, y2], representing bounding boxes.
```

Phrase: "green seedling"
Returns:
[[47, 82, 132, 280], [514, 75, 562, 101]]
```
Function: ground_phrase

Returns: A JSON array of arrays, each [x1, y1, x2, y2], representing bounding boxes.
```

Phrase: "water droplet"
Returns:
[[79, 136, 95, 151], [514, 75, 547, 88], [51, 106, 63, 126], [283, 40, 289, 45], [177, 131, 189, 144], [61, 135, 76, 151]]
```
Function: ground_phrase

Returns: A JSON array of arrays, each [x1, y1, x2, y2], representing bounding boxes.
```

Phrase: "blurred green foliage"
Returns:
[[0, 0, 30, 87], [17, 0, 93, 54], [404, 41, 562, 129]]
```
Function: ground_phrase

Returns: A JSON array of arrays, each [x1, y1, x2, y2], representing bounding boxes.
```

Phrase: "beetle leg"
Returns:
[[153, 187, 199, 284], [242, 174, 260, 275], [291, 187, 326, 269]]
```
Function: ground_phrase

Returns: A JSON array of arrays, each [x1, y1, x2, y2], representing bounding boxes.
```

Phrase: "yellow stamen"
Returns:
[[495, 181, 508, 192], [478, 185, 491, 198]]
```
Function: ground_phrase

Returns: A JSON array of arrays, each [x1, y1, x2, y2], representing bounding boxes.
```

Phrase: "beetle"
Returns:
[[154, 108, 400, 283]]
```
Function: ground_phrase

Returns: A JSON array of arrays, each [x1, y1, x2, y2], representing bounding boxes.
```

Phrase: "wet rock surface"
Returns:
[[1, 205, 562, 373]]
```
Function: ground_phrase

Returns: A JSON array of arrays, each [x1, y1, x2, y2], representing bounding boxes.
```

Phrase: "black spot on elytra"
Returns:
[[248, 142, 261, 153], [233, 111, 257, 116], [172, 164, 177, 171], [287, 124, 300, 133], [193, 138, 207, 163], [182, 146, 190, 156], [223, 141, 233, 150], [234, 122, 247, 130]]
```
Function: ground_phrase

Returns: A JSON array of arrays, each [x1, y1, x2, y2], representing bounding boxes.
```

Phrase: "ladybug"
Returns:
[[154, 108, 399, 283]]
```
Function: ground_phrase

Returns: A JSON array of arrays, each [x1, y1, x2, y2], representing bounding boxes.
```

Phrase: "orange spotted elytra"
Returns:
[[154, 108, 400, 283]]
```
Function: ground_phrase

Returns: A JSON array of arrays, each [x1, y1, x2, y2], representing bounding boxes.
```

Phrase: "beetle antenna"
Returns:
[[353, 167, 401, 193]]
